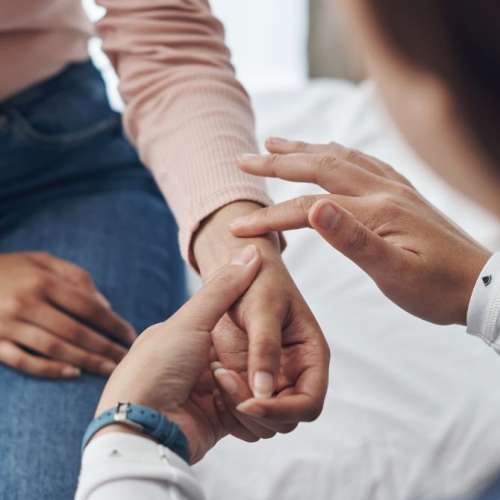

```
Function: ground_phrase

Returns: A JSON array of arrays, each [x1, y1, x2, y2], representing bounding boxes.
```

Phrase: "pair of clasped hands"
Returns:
[[96, 137, 492, 462]]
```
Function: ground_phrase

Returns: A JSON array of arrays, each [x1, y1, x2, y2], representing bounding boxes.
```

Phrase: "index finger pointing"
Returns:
[[230, 195, 364, 237]]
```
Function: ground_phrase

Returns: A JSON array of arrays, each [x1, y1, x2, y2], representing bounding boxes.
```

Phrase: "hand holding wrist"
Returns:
[[93, 246, 265, 463]]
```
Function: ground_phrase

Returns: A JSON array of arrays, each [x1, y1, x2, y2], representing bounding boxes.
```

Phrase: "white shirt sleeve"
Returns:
[[467, 252, 500, 354], [75, 433, 205, 500]]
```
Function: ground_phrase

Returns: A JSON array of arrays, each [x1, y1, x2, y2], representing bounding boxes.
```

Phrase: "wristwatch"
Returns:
[[81, 402, 190, 463]]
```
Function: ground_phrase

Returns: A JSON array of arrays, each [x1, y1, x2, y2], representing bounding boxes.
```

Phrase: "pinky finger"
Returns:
[[0, 341, 81, 379]]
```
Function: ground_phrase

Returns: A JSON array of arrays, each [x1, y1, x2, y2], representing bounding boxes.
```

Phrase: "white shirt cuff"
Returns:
[[466, 252, 500, 353], [75, 433, 204, 500]]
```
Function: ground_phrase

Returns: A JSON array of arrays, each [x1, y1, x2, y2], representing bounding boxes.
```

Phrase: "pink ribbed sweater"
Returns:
[[0, 0, 271, 263]]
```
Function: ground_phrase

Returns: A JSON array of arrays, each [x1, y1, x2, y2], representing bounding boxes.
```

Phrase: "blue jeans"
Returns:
[[0, 61, 188, 499]]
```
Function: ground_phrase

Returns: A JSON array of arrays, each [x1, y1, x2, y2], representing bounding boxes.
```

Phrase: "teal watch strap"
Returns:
[[82, 402, 190, 463]]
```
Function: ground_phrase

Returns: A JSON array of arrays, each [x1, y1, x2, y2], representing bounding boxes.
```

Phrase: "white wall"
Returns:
[[210, 0, 308, 91], [82, 0, 308, 108]]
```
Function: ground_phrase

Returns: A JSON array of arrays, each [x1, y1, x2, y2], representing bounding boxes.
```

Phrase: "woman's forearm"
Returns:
[[95, 0, 272, 265]]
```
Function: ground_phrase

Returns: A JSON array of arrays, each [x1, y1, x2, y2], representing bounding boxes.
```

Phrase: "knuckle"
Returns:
[[252, 337, 280, 358], [304, 402, 323, 422], [395, 182, 419, 202], [67, 329, 84, 345], [3, 297, 25, 316], [345, 223, 369, 254], [30, 251, 51, 262], [346, 147, 363, 163], [72, 268, 94, 288], [9, 350, 25, 369], [29, 273, 51, 295], [45, 340, 63, 358], [255, 205, 272, 223], [374, 193, 401, 217], [261, 430, 277, 440], [266, 153, 282, 171], [281, 423, 298, 435], [294, 196, 316, 221], [85, 300, 102, 319], [315, 155, 338, 180]]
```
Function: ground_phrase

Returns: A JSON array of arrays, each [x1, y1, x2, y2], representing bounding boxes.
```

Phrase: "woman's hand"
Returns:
[[95, 245, 266, 463], [0, 252, 136, 378], [230, 138, 491, 326], [193, 201, 330, 429]]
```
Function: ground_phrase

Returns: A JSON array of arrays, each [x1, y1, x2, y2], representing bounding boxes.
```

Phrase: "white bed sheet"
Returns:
[[193, 80, 500, 500]]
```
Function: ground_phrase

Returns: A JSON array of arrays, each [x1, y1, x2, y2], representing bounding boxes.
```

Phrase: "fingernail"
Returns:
[[96, 292, 111, 308], [253, 371, 274, 399], [314, 203, 339, 231], [238, 153, 260, 163], [62, 366, 81, 378], [213, 389, 226, 412], [267, 137, 288, 146], [230, 244, 257, 266], [214, 368, 238, 396], [101, 361, 117, 375], [237, 400, 266, 417], [210, 361, 223, 371]]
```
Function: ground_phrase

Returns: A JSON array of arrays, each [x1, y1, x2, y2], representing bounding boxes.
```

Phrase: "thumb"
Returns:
[[175, 245, 262, 331], [308, 199, 397, 279]]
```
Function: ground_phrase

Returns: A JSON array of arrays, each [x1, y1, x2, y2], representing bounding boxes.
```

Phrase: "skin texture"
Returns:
[[231, 138, 491, 326], [193, 201, 330, 422], [95, 245, 328, 463], [0, 252, 136, 378]]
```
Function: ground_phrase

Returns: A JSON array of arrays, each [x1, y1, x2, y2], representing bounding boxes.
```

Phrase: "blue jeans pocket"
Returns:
[[9, 107, 120, 148], [2, 61, 122, 149]]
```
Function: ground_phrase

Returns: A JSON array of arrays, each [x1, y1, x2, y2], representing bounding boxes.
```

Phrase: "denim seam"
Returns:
[[8, 109, 120, 147]]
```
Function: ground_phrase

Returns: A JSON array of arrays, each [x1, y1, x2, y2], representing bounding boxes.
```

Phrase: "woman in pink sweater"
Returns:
[[0, 1, 329, 497]]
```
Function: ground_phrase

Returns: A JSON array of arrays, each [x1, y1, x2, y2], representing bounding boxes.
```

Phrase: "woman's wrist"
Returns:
[[193, 201, 281, 276]]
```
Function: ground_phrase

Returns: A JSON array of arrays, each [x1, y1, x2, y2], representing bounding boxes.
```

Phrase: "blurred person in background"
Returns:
[[73, 0, 500, 499], [0, 1, 328, 498], [231, 1, 500, 499]]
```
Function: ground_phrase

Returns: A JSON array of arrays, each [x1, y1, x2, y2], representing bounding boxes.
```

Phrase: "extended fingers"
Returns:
[[46, 282, 136, 346], [11, 322, 118, 376], [230, 195, 363, 237], [21, 304, 125, 374], [239, 153, 384, 196], [264, 137, 411, 185], [0, 340, 80, 379]]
